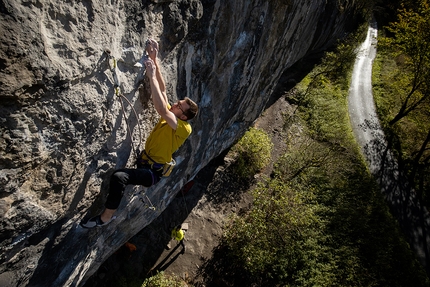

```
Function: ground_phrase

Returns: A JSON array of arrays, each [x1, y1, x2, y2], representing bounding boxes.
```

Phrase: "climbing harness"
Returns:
[[140, 150, 177, 178]]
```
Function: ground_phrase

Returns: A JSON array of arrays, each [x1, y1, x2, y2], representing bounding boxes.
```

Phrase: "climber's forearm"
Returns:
[[154, 59, 167, 103]]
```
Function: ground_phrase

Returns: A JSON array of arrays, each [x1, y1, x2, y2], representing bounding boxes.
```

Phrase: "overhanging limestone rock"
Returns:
[[0, 0, 363, 286]]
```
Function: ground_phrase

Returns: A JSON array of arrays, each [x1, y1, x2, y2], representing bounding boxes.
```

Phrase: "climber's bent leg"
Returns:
[[105, 168, 155, 210], [81, 168, 158, 228]]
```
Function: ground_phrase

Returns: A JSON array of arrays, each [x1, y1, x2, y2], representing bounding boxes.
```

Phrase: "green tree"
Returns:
[[222, 178, 334, 286], [382, 0, 430, 125], [378, 0, 430, 205]]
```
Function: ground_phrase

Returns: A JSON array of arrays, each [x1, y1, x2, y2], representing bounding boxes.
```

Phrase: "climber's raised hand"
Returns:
[[145, 38, 159, 61]]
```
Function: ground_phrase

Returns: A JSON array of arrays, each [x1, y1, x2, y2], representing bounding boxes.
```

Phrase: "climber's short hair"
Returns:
[[184, 97, 198, 120]]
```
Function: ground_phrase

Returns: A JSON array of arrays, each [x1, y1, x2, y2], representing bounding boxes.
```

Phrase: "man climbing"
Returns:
[[81, 39, 198, 228]]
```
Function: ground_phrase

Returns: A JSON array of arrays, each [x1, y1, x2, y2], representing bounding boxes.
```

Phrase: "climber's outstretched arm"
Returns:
[[144, 57, 178, 130], [146, 39, 167, 103]]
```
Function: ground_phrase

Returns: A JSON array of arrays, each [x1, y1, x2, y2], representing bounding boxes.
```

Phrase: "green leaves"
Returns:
[[376, 0, 430, 208], [141, 271, 184, 287], [379, 0, 430, 125], [223, 178, 322, 284], [388, 1, 430, 63], [230, 127, 273, 178]]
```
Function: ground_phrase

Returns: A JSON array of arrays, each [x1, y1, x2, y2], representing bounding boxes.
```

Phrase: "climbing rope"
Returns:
[[106, 51, 144, 163], [178, 180, 194, 217], [181, 188, 189, 216], [117, 89, 143, 161]]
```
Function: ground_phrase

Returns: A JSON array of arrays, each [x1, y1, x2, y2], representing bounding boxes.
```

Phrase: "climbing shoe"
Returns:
[[80, 215, 115, 229]]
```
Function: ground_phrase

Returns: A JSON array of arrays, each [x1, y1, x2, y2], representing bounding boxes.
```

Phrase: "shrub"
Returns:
[[221, 178, 333, 286], [230, 127, 273, 178], [141, 271, 185, 287]]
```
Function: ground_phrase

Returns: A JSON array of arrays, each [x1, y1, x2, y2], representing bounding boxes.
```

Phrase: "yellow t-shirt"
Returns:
[[143, 104, 192, 164]]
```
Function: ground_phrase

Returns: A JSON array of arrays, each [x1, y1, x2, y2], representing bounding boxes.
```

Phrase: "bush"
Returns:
[[221, 178, 325, 286], [141, 271, 185, 287], [230, 127, 273, 178]]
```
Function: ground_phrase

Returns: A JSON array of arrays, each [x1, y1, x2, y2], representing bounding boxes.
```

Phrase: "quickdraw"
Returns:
[[105, 49, 143, 162], [131, 187, 156, 211]]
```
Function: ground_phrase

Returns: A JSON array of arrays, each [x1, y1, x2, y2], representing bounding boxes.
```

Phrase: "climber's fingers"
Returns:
[[147, 38, 159, 51], [145, 38, 158, 60]]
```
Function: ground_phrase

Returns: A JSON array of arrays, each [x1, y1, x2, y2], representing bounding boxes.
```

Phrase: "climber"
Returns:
[[167, 225, 186, 253], [81, 39, 199, 228]]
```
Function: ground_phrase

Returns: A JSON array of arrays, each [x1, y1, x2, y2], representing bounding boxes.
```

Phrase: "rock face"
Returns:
[[0, 0, 362, 286]]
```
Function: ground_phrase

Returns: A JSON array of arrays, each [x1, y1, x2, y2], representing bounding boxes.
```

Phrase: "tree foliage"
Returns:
[[380, 0, 430, 125], [230, 127, 273, 179], [222, 179, 334, 286], [141, 271, 184, 287], [376, 0, 430, 206]]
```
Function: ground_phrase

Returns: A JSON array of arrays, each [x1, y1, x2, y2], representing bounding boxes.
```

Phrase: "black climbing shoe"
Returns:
[[80, 215, 115, 229]]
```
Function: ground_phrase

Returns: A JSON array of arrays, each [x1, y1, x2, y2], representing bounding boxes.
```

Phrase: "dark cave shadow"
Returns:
[[266, 51, 325, 109], [187, 149, 254, 209]]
